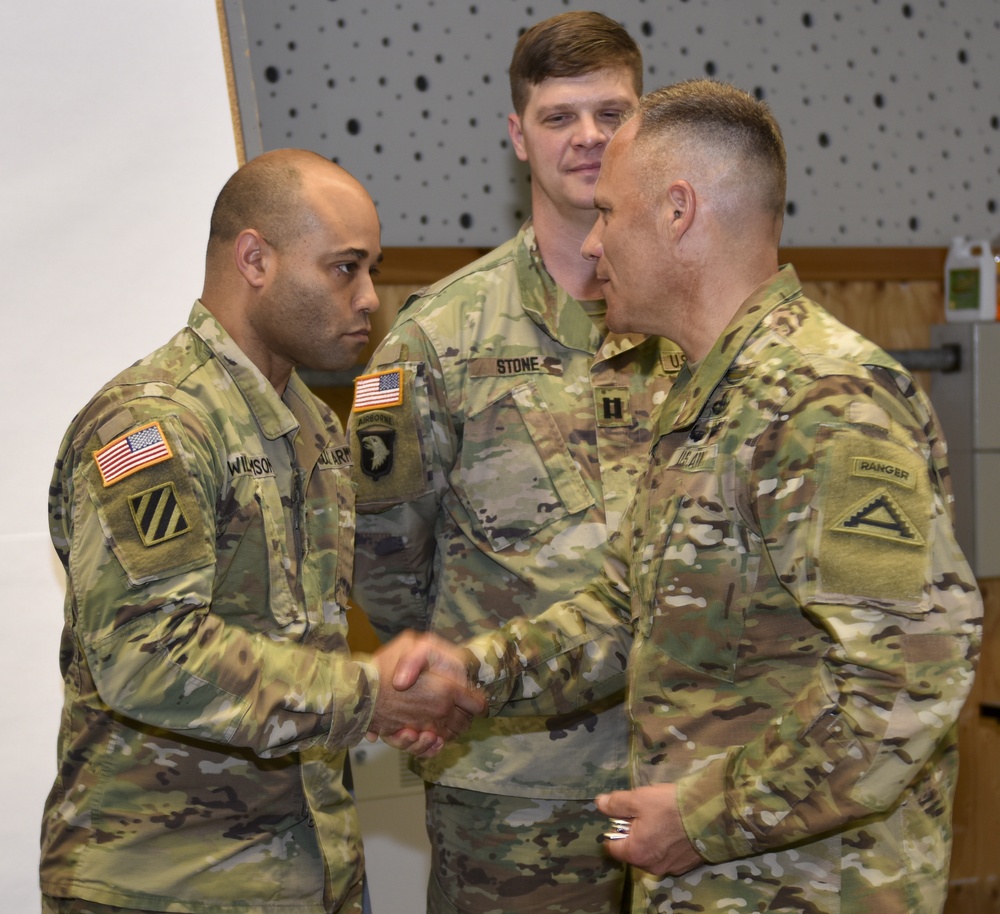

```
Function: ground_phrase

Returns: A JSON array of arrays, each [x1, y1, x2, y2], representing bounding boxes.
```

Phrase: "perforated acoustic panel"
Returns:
[[224, 0, 1000, 247]]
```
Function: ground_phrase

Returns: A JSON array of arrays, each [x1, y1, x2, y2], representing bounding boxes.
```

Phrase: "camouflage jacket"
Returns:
[[468, 267, 983, 912], [349, 222, 684, 797], [41, 301, 373, 914]]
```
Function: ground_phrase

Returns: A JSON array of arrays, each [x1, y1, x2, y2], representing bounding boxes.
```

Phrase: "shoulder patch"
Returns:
[[353, 368, 403, 411], [83, 414, 214, 585], [94, 420, 173, 486], [128, 482, 190, 546], [809, 426, 932, 605], [351, 402, 428, 505], [851, 456, 915, 490], [832, 489, 925, 547], [358, 427, 395, 480]]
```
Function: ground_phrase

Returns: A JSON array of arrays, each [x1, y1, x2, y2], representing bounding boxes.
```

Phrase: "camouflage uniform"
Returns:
[[467, 266, 983, 914], [349, 222, 683, 911], [42, 301, 374, 914]]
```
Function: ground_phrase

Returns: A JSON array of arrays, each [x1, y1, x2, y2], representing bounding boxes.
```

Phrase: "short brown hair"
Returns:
[[508, 11, 643, 115], [630, 79, 787, 221]]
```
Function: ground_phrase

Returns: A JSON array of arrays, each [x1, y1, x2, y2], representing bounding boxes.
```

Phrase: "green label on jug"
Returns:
[[948, 268, 981, 312]]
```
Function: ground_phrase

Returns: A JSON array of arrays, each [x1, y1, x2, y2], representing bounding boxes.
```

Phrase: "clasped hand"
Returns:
[[368, 630, 485, 757]]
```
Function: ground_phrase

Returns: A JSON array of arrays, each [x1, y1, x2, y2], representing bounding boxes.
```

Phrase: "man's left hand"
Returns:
[[596, 784, 703, 876]]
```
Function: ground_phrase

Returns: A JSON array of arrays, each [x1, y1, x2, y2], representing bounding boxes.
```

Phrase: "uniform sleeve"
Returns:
[[349, 315, 453, 639], [463, 523, 635, 716], [64, 402, 378, 759], [676, 371, 983, 862]]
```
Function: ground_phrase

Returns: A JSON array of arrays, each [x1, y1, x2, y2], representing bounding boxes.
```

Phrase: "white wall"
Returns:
[[0, 4, 238, 909]]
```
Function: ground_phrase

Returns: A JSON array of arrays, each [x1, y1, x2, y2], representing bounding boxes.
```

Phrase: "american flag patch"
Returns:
[[94, 421, 173, 486], [353, 368, 404, 411]]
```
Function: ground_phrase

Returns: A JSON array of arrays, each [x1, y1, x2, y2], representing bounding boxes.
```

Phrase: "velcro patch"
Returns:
[[596, 387, 632, 428], [832, 489, 925, 547], [94, 420, 173, 486], [128, 482, 190, 547], [358, 427, 395, 480], [352, 403, 428, 506], [468, 356, 561, 377], [851, 456, 915, 490], [319, 445, 353, 470], [668, 443, 717, 471], [809, 426, 930, 604], [353, 368, 403, 411]]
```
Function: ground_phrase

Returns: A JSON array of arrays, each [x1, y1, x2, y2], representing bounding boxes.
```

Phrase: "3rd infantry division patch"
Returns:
[[128, 482, 190, 547]]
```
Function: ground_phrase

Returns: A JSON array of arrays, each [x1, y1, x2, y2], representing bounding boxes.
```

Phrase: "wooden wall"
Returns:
[[325, 247, 1000, 909], [801, 265, 999, 913]]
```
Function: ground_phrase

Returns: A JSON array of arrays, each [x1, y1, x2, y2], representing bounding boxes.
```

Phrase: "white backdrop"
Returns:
[[0, 4, 237, 910]]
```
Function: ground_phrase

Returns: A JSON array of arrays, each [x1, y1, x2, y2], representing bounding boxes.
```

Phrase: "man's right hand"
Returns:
[[367, 631, 485, 757]]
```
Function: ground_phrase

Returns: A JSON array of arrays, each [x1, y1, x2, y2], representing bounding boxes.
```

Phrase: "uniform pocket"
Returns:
[[641, 493, 761, 683], [457, 383, 594, 551], [215, 475, 300, 630], [307, 463, 355, 609]]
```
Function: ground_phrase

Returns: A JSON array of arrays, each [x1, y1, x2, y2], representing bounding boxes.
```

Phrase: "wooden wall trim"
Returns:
[[378, 247, 493, 285], [215, 0, 247, 165], [378, 246, 948, 286], [782, 247, 947, 282]]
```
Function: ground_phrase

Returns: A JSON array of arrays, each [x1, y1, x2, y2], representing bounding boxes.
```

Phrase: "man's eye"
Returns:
[[336, 263, 359, 276]]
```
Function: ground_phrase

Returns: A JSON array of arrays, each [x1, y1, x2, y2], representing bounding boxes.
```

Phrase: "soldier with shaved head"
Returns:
[[424, 80, 983, 913], [40, 149, 482, 914]]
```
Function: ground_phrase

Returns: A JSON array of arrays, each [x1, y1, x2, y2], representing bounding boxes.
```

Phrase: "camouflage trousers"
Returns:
[[42, 886, 365, 914], [425, 783, 628, 914]]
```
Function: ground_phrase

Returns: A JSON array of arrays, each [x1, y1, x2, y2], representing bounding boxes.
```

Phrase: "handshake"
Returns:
[[367, 631, 487, 757]]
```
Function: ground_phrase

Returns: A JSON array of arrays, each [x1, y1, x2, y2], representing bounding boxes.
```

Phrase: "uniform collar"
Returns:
[[188, 300, 301, 441], [660, 265, 803, 431], [513, 220, 658, 361]]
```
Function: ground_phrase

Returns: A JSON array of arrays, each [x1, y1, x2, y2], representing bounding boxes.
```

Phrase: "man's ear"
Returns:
[[662, 180, 695, 240], [508, 113, 529, 163], [234, 229, 269, 288]]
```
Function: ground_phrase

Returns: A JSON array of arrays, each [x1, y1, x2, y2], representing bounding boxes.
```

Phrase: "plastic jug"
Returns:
[[945, 236, 997, 322], [995, 236, 1000, 321]]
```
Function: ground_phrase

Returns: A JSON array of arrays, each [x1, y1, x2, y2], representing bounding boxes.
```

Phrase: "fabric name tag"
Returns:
[[468, 356, 562, 377]]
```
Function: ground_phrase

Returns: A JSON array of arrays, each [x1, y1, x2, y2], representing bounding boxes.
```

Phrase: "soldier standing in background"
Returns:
[[348, 12, 683, 914]]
